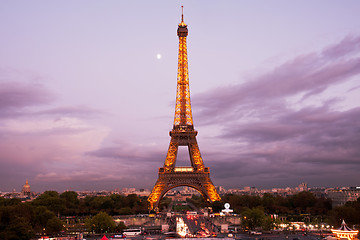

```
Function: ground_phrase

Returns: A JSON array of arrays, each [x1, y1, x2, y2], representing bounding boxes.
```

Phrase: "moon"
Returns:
[[156, 53, 162, 60]]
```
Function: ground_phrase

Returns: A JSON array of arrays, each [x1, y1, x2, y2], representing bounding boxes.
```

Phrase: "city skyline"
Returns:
[[1, 1, 360, 192]]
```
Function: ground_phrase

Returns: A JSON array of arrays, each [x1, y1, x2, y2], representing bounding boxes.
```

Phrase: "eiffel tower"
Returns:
[[148, 7, 221, 211]]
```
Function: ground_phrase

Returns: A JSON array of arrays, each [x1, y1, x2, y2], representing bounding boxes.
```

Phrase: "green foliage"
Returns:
[[262, 193, 275, 212], [32, 191, 65, 214], [286, 192, 332, 215], [45, 217, 63, 235], [262, 215, 274, 231], [116, 221, 127, 232], [0, 202, 35, 240], [0, 197, 22, 206], [79, 194, 148, 215], [159, 197, 171, 211], [3, 189, 356, 237], [118, 207, 133, 215], [205, 192, 332, 217], [0, 216, 34, 240], [60, 191, 79, 215], [289, 191, 316, 213], [33, 206, 57, 231], [172, 202, 192, 212], [85, 212, 116, 233], [327, 198, 360, 226], [209, 200, 224, 213], [0, 199, 63, 239], [241, 207, 266, 230], [187, 195, 209, 209]]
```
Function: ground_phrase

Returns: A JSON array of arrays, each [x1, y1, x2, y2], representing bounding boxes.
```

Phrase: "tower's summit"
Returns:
[[177, 6, 188, 37]]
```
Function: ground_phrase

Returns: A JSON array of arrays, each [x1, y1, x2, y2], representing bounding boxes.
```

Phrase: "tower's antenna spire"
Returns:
[[181, 6, 184, 22]]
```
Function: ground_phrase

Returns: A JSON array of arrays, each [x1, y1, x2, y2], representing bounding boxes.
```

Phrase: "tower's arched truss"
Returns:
[[148, 8, 220, 211]]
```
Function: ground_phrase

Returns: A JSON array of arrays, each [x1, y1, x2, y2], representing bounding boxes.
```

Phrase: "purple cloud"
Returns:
[[86, 144, 164, 164], [193, 35, 360, 125], [0, 81, 54, 118], [0, 75, 108, 191], [37, 105, 105, 118], [322, 35, 360, 60], [188, 35, 360, 188]]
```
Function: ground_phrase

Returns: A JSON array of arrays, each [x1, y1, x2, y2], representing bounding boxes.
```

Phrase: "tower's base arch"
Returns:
[[148, 168, 220, 211]]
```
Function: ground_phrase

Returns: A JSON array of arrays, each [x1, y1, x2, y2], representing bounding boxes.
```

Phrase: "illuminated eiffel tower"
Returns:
[[148, 7, 221, 211]]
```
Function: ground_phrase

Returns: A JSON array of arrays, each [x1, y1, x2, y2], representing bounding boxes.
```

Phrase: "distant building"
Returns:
[[217, 186, 226, 195], [298, 183, 308, 192], [122, 188, 136, 195], [309, 187, 327, 198], [21, 179, 31, 197], [327, 187, 360, 207]]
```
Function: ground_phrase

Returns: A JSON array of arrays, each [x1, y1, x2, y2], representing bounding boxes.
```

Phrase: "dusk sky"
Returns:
[[1, 1, 360, 192]]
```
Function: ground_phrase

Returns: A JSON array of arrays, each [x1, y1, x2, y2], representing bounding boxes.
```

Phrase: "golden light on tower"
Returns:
[[174, 6, 193, 127], [148, 7, 221, 211]]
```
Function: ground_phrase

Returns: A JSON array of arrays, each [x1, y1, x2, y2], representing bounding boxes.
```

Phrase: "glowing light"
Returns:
[[176, 217, 189, 237], [156, 53, 162, 59], [147, 8, 221, 211]]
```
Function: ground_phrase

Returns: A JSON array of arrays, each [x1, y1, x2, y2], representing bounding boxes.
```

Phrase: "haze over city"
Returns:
[[1, 1, 360, 192]]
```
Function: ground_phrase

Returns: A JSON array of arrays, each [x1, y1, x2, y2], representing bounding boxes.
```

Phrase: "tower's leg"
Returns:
[[188, 138, 205, 171], [203, 180, 221, 202], [164, 139, 178, 171], [148, 177, 166, 211]]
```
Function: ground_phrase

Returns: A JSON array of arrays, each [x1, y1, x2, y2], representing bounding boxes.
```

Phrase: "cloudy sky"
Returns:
[[1, 1, 359, 192]]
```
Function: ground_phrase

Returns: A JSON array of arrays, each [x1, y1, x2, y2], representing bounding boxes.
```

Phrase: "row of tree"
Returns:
[[0, 198, 63, 240], [2, 190, 360, 237], [189, 192, 360, 227], [31, 191, 149, 216], [213, 192, 332, 215], [328, 199, 360, 226], [85, 211, 126, 233], [188, 191, 331, 214], [0, 191, 149, 239]]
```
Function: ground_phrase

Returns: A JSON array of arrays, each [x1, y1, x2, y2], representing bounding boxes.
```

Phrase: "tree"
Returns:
[[60, 191, 79, 215], [0, 201, 35, 240], [159, 197, 171, 211], [45, 217, 63, 235], [118, 207, 133, 215], [0, 197, 21, 206], [328, 205, 359, 226], [86, 212, 116, 233], [33, 206, 56, 232], [241, 208, 266, 230], [32, 191, 65, 214], [0, 198, 65, 238], [262, 193, 275, 213], [209, 200, 224, 213], [116, 221, 127, 232], [0, 216, 34, 240], [289, 191, 316, 213], [32, 205, 64, 235], [219, 194, 262, 213]]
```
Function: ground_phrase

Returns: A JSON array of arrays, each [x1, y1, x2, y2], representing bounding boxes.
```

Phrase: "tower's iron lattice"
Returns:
[[148, 8, 221, 211]]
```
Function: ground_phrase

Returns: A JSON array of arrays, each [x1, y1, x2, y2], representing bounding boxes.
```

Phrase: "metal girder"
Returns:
[[148, 12, 221, 211]]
